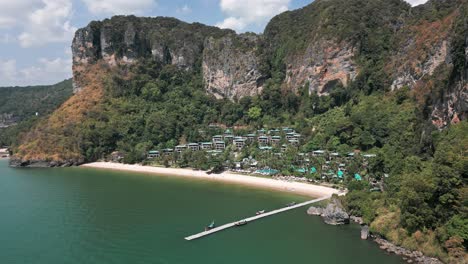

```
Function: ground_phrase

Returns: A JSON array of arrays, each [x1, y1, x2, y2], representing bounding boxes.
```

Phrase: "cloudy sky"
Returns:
[[0, 0, 427, 87]]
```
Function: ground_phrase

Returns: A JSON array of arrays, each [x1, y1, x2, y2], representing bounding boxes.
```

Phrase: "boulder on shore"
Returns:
[[361, 225, 369, 240], [307, 198, 350, 225], [307, 206, 323, 216]]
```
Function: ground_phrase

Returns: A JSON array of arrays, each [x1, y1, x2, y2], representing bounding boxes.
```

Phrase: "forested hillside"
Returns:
[[0, 79, 73, 120], [8, 0, 467, 261], [0, 79, 73, 146]]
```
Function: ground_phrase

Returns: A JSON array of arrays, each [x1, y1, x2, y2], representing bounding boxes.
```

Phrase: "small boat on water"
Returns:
[[286, 202, 296, 207], [235, 220, 247, 226], [256, 210, 265, 215], [205, 221, 215, 231]]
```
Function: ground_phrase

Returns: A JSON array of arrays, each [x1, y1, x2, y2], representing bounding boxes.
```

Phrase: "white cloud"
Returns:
[[176, 4, 192, 15], [0, 57, 72, 87], [82, 0, 156, 15], [405, 0, 429, 6], [0, 60, 18, 84], [0, 0, 42, 28], [215, 0, 290, 32], [18, 0, 76, 47]]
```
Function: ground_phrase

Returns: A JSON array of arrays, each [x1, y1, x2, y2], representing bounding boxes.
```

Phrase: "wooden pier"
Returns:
[[184, 195, 333, 241]]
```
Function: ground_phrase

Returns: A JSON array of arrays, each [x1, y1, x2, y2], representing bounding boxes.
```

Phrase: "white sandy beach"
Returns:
[[81, 162, 341, 198]]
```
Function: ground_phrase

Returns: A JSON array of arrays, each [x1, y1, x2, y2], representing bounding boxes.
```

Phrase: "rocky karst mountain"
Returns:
[[10, 0, 467, 167]]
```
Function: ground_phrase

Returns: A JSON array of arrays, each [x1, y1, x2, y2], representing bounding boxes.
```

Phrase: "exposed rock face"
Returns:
[[374, 237, 443, 264], [202, 34, 264, 100], [321, 199, 350, 225], [388, 8, 467, 129], [361, 225, 369, 240], [285, 41, 358, 95], [307, 206, 323, 216], [71, 16, 265, 99], [307, 198, 350, 225]]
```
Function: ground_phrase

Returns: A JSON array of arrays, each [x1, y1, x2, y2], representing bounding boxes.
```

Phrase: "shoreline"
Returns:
[[81, 162, 341, 198]]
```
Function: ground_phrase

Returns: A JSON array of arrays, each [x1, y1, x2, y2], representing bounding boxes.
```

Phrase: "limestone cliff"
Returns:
[[12, 0, 467, 167], [284, 40, 358, 95], [387, 1, 467, 128], [202, 33, 264, 100], [71, 16, 264, 98]]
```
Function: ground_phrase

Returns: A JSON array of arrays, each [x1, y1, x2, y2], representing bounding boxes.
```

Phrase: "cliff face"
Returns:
[[71, 16, 264, 98], [387, 1, 467, 128], [12, 0, 467, 167], [202, 33, 264, 100], [284, 40, 358, 95]]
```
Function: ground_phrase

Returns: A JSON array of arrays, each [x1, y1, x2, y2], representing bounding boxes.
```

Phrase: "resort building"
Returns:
[[162, 148, 173, 156], [224, 134, 234, 143], [281, 144, 288, 152], [286, 132, 301, 141], [200, 142, 213, 150], [147, 150, 160, 158], [214, 141, 226, 150], [234, 137, 246, 149], [188, 143, 200, 151], [259, 146, 273, 151], [270, 135, 281, 145], [312, 150, 326, 156], [257, 128, 267, 135], [212, 135, 223, 142], [282, 127, 294, 134], [207, 150, 223, 156], [246, 133, 256, 141], [269, 129, 280, 135], [258, 136, 269, 145], [288, 139, 299, 146], [175, 145, 187, 153], [224, 128, 233, 136]]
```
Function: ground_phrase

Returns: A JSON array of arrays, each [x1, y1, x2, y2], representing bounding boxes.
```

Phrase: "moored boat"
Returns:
[[205, 220, 215, 231], [235, 220, 247, 226], [256, 210, 265, 215], [286, 202, 296, 207]]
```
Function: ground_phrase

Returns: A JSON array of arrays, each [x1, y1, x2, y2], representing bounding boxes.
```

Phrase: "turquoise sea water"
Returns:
[[0, 160, 403, 263]]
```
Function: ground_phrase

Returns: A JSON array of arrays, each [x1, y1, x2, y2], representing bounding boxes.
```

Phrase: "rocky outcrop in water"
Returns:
[[307, 198, 350, 225]]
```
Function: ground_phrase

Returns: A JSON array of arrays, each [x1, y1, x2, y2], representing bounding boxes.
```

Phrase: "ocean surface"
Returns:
[[0, 159, 403, 263]]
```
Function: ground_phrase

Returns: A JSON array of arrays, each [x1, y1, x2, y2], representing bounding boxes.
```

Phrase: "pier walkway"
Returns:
[[185, 195, 334, 241]]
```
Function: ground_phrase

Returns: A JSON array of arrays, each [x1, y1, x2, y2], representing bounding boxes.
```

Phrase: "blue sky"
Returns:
[[0, 0, 427, 87]]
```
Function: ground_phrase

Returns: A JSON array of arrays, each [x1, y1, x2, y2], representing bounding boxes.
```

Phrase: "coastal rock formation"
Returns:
[[360, 225, 369, 240], [307, 198, 350, 225], [321, 199, 350, 225], [374, 237, 443, 264], [306, 206, 323, 216]]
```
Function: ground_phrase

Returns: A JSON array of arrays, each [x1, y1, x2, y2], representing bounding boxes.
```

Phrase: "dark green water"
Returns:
[[0, 160, 402, 263]]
